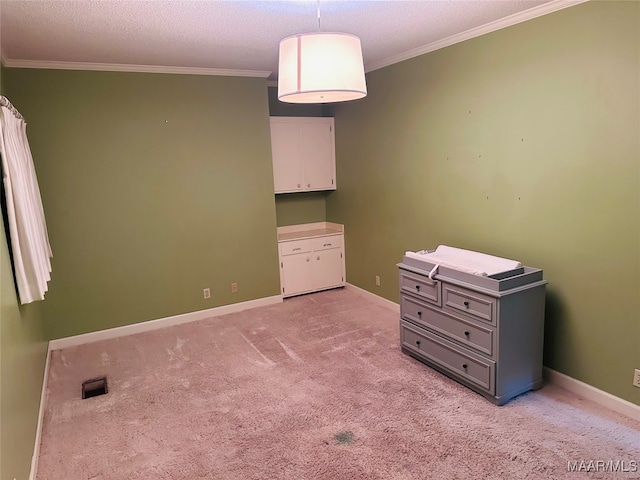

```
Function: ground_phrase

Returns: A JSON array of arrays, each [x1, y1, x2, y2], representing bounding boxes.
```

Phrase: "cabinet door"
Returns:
[[302, 120, 335, 191], [313, 249, 344, 290], [281, 254, 314, 296], [270, 121, 304, 193]]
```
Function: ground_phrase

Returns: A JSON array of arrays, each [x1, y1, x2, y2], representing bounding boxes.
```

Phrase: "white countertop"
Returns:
[[277, 222, 344, 242]]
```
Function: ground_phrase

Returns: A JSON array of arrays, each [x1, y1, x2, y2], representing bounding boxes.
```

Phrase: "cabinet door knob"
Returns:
[[297, 183, 301, 188], [463, 301, 469, 307], [462, 363, 468, 369], [464, 331, 470, 336], [307, 183, 311, 187], [417, 311, 422, 317]]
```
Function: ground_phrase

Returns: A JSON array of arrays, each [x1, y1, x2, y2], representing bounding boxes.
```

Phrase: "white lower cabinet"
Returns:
[[314, 249, 344, 290], [278, 230, 345, 298], [281, 254, 315, 296]]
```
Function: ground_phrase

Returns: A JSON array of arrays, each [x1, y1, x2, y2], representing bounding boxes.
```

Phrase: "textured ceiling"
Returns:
[[1, 0, 566, 80]]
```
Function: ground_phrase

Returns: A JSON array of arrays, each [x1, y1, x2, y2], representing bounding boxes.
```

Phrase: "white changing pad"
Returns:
[[405, 245, 522, 277]]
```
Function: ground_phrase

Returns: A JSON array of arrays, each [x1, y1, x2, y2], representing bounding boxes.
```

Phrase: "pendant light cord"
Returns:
[[317, 0, 321, 31]]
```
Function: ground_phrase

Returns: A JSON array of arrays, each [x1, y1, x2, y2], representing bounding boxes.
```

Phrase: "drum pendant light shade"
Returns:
[[278, 32, 367, 104]]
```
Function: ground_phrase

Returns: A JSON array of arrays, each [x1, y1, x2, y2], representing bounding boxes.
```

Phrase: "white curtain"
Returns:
[[0, 96, 52, 304]]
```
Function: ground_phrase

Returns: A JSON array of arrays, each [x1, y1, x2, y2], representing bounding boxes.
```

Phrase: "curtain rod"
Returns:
[[0, 95, 25, 121]]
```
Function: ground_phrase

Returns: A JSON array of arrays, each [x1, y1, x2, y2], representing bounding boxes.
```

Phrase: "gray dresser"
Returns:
[[398, 254, 547, 405]]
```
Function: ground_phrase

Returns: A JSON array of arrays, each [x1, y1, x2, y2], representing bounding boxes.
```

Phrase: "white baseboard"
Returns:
[[345, 283, 399, 313], [49, 294, 283, 351], [544, 367, 640, 421], [29, 342, 52, 480]]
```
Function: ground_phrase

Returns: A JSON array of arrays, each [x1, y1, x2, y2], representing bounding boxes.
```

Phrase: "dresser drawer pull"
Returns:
[[293, 248, 302, 251], [323, 243, 332, 247], [462, 363, 468, 369], [417, 311, 422, 317], [297, 183, 301, 188], [306, 257, 310, 262], [416, 340, 421, 347], [317, 256, 320, 260], [307, 183, 311, 187], [463, 301, 469, 307], [464, 331, 470, 336], [415, 285, 420, 291]]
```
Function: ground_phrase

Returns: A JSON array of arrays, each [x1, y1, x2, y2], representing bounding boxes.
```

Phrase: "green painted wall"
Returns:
[[275, 192, 327, 226], [327, 1, 639, 404], [1, 222, 48, 480], [1, 68, 49, 480], [268, 86, 330, 226], [3, 69, 281, 340]]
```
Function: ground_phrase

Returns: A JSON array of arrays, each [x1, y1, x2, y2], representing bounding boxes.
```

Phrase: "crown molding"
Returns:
[[2, 0, 586, 82], [1, 58, 272, 78], [365, 0, 589, 73]]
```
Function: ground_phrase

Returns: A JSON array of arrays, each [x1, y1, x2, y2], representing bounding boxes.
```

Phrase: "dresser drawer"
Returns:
[[280, 239, 313, 256], [401, 322, 495, 394], [443, 284, 497, 326], [399, 270, 441, 306], [401, 295, 494, 357], [311, 235, 342, 251]]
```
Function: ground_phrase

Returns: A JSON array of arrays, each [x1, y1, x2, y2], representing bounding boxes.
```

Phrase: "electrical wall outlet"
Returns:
[[203, 288, 211, 299], [633, 369, 640, 388], [375, 275, 381, 287], [231, 282, 238, 294]]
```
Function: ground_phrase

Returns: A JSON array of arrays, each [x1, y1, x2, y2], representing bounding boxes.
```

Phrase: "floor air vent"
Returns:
[[82, 376, 108, 399]]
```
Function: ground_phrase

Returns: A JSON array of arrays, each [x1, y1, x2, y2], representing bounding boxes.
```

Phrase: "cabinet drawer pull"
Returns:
[[307, 183, 311, 187], [417, 311, 422, 317], [306, 257, 310, 262], [415, 285, 420, 291], [416, 340, 421, 347], [464, 331, 470, 336], [462, 363, 468, 369], [297, 183, 301, 188], [292, 247, 301, 251], [317, 256, 320, 261], [323, 243, 332, 247], [463, 301, 470, 307]]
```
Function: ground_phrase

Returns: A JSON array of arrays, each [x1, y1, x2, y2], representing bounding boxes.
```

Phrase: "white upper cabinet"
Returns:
[[270, 117, 336, 194]]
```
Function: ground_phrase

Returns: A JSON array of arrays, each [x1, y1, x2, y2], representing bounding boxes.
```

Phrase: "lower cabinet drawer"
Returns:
[[401, 295, 494, 357], [280, 239, 313, 256], [401, 321, 495, 394], [311, 235, 342, 251]]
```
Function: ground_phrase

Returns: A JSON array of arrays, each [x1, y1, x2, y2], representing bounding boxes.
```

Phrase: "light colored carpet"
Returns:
[[37, 288, 639, 480]]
